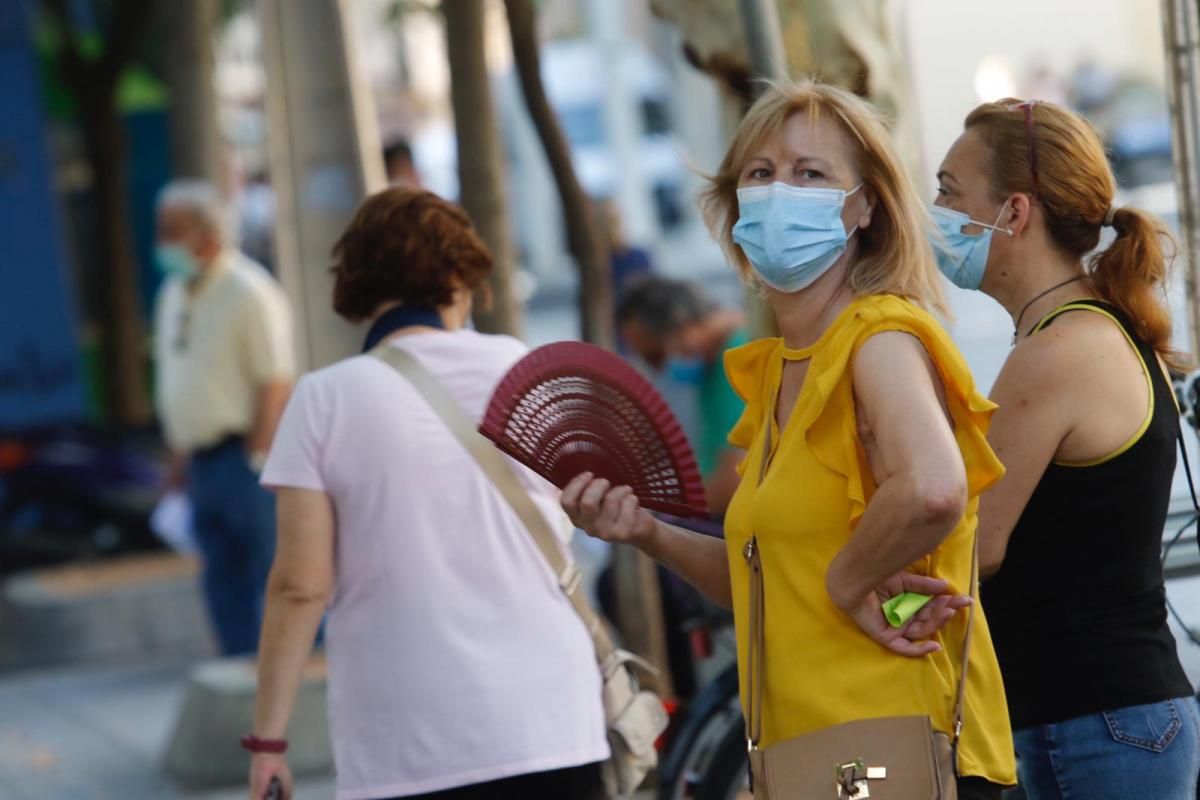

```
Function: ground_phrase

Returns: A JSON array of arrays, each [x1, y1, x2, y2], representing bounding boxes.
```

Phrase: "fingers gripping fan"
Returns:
[[480, 342, 711, 519]]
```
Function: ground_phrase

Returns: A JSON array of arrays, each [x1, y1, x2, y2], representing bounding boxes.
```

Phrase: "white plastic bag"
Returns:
[[150, 490, 197, 553]]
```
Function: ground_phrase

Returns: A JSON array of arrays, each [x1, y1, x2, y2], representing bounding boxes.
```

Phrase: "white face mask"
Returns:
[[732, 181, 862, 293]]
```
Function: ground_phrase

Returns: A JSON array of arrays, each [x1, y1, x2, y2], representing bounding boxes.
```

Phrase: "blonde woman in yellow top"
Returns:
[[563, 81, 1016, 798]]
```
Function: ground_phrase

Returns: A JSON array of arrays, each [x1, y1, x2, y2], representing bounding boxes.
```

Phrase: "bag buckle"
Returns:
[[559, 562, 582, 595], [835, 759, 885, 799], [742, 537, 756, 563]]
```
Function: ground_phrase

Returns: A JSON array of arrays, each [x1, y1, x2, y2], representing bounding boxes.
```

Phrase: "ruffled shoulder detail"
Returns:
[[722, 337, 782, 471], [801, 295, 1004, 525], [724, 336, 779, 404]]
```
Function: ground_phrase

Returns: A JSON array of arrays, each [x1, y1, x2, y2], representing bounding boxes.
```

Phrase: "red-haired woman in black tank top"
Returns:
[[931, 98, 1198, 799]]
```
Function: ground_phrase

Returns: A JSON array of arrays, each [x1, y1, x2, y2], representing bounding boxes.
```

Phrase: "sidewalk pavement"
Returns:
[[0, 658, 335, 800], [0, 657, 657, 800]]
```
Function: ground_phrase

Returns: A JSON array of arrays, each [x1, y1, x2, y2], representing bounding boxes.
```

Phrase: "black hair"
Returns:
[[616, 276, 716, 337], [383, 138, 414, 171]]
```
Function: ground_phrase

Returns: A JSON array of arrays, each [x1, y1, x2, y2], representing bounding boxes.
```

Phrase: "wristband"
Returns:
[[241, 734, 288, 754]]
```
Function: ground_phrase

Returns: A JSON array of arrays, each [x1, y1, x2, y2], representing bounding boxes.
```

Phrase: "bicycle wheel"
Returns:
[[657, 664, 740, 800], [693, 712, 751, 800]]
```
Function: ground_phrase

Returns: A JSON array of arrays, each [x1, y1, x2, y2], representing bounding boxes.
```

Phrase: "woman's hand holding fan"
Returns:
[[481, 342, 734, 604], [561, 474, 660, 547]]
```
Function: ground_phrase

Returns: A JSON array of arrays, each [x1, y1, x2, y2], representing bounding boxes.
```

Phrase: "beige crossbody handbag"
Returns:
[[744, 422, 975, 799], [373, 345, 669, 799]]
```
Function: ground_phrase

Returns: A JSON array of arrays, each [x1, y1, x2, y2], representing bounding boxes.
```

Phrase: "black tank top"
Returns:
[[981, 300, 1193, 730]]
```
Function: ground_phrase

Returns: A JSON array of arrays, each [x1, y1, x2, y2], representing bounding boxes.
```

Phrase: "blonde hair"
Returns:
[[699, 80, 946, 315]]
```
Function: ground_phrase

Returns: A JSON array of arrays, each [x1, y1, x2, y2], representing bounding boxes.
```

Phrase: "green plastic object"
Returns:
[[882, 592, 933, 628]]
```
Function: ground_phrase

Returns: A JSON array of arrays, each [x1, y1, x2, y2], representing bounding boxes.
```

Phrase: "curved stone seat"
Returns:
[[0, 553, 213, 669], [163, 655, 332, 787]]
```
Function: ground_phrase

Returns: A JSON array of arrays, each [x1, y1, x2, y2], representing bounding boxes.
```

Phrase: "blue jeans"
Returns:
[[1012, 697, 1200, 800], [189, 438, 275, 655]]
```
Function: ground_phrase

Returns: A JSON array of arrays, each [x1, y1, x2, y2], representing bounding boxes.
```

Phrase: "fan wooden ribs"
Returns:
[[480, 342, 710, 518]]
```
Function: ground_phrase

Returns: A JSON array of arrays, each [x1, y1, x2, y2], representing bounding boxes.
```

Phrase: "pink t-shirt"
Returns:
[[262, 331, 608, 800]]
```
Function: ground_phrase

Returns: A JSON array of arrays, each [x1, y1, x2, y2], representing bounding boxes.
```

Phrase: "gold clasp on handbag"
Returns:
[[835, 759, 886, 798]]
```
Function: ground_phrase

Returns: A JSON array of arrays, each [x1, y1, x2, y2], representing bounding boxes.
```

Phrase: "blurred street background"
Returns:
[[5, 0, 1200, 798]]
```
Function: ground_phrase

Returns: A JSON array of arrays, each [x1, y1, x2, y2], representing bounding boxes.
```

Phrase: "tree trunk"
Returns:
[[504, 0, 613, 348], [442, 0, 522, 337], [81, 92, 152, 426], [45, 0, 159, 427], [159, 0, 222, 184], [505, 0, 668, 685], [612, 544, 676, 698]]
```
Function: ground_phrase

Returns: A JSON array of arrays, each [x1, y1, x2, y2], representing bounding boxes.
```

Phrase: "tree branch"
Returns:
[[504, 0, 613, 346]]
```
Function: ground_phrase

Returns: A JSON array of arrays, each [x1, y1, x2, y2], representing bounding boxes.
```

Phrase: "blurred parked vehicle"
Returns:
[[0, 427, 166, 576]]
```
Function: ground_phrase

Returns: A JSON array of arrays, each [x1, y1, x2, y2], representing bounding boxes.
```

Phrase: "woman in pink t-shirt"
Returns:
[[247, 189, 609, 800]]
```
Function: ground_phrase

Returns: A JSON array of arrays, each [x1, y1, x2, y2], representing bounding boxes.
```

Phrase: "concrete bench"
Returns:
[[163, 655, 332, 787], [0, 553, 214, 669]]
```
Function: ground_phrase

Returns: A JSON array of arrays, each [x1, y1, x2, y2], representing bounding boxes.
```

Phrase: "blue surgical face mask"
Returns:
[[732, 181, 862, 293], [155, 244, 200, 280], [666, 356, 707, 386], [928, 202, 1012, 290]]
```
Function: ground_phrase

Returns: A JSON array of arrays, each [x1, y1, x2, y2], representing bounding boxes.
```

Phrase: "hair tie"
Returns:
[[1103, 206, 1117, 227]]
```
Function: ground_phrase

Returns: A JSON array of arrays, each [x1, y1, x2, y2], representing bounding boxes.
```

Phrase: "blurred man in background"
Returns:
[[153, 180, 295, 656], [238, 168, 276, 273], [600, 198, 654, 297], [617, 276, 745, 515], [384, 138, 422, 187], [600, 199, 656, 357]]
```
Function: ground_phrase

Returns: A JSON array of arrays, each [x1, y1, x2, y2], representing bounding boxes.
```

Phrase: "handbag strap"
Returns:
[[370, 343, 621, 672], [744, 418, 977, 755]]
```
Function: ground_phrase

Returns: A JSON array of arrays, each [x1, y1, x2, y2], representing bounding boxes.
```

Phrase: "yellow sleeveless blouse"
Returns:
[[722, 294, 1016, 784]]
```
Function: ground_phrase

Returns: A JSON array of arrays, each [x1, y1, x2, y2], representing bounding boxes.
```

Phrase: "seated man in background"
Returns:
[[617, 277, 746, 516]]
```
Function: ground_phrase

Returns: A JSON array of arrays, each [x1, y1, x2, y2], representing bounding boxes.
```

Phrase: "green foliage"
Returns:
[[221, 0, 246, 19], [33, 3, 166, 119], [383, 0, 440, 27]]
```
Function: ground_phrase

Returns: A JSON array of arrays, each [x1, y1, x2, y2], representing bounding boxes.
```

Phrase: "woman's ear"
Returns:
[[1006, 193, 1034, 236], [856, 185, 877, 230]]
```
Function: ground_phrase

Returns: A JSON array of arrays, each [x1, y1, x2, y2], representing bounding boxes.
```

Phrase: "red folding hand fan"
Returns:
[[480, 342, 711, 519]]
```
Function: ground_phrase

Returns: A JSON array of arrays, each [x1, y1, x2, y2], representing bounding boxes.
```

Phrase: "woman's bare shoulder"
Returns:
[[1023, 309, 1131, 374], [996, 310, 1129, 409]]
